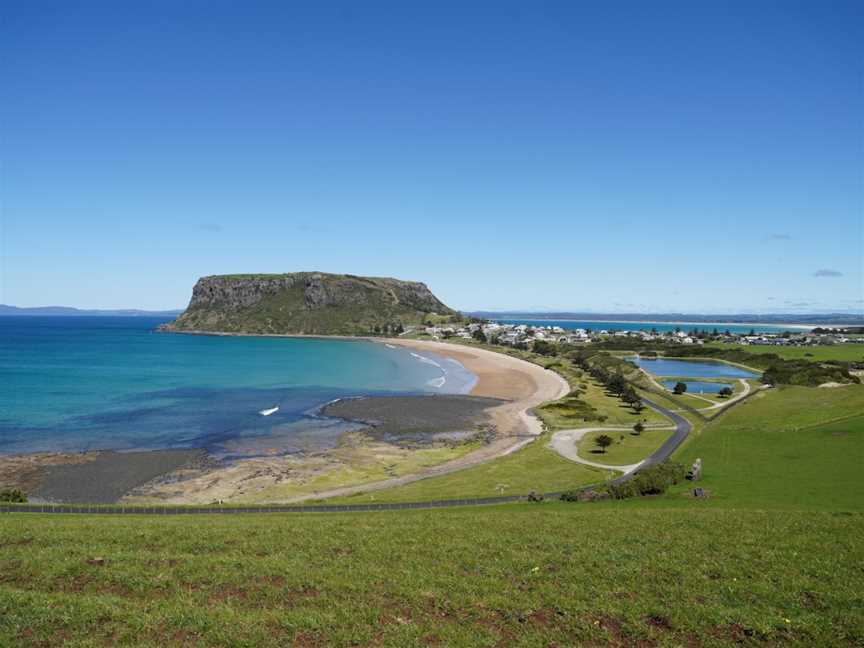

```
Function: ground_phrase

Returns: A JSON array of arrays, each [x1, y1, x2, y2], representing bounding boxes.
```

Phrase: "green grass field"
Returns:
[[578, 427, 674, 466], [644, 384, 864, 510], [326, 430, 609, 504], [1, 508, 862, 647], [709, 342, 864, 363]]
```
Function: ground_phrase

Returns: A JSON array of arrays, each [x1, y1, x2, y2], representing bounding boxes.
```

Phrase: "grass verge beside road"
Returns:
[[578, 428, 674, 466], [325, 430, 607, 504]]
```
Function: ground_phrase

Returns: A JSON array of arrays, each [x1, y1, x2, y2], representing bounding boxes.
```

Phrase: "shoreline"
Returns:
[[1, 336, 569, 504], [248, 338, 570, 504]]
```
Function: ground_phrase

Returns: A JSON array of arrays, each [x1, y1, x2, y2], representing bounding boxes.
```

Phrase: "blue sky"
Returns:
[[1, 1, 862, 313]]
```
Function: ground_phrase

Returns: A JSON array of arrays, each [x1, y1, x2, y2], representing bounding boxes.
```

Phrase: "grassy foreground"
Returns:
[[2, 507, 862, 647]]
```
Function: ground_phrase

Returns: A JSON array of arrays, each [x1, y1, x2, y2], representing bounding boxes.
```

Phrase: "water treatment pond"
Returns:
[[628, 356, 759, 379]]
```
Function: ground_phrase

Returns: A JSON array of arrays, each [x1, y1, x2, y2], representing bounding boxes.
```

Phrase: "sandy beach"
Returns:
[[0, 338, 570, 504], [386, 338, 569, 437]]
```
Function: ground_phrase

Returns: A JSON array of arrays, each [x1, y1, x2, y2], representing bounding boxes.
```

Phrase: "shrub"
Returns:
[[559, 488, 610, 502], [0, 488, 27, 503], [762, 360, 859, 387], [568, 462, 686, 502]]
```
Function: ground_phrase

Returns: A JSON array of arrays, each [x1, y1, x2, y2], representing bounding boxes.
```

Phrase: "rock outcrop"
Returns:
[[163, 272, 456, 335]]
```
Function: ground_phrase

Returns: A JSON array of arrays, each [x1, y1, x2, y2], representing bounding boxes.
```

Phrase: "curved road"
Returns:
[[609, 397, 691, 485], [1, 398, 692, 516]]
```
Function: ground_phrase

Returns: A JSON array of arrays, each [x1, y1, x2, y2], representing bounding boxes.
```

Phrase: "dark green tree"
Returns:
[[595, 434, 614, 453], [607, 374, 628, 396]]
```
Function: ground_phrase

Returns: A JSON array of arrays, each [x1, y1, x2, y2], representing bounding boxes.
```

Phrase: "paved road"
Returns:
[[1, 398, 693, 516], [609, 397, 692, 486]]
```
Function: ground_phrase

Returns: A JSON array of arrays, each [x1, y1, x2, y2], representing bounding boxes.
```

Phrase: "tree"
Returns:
[[632, 422, 645, 435], [532, 340, 555, 356], [472, 328, 486, 342], [0, 488, 27, 503], [595, 434, 614, 453], [632, 400, 645, 414], [607, 374, 627, 396], [621, 387, 639, 405], [718, 386, 733, 398], [673, 381, 687, 395]]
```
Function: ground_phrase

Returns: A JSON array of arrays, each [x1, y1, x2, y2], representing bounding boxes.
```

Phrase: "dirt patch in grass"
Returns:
[[645, 614, 672, 631]]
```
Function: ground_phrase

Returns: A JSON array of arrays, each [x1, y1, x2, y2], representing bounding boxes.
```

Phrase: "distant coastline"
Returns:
[[0, 304, 183, 317], [468, 311, 864, 328]]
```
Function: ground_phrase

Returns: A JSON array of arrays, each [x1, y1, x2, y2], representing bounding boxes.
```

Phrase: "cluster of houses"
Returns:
[[737, 332, 864, 346], [418, 322, 863, 349], [421, 322, 702, 346]]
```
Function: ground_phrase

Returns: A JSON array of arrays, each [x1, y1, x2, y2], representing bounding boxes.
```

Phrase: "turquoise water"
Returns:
[[628, 356, 759, 379], [660, 380, 733, 394], [0, 317, 475, 457], [495, 318, 805, 334]]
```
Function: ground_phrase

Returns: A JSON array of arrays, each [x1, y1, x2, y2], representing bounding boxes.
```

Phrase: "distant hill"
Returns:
[[163, 272, 457, 335], [467, 311, 864, 326], [0, 305, 182, 317]]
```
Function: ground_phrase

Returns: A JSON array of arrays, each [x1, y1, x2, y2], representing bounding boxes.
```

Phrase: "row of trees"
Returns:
[[370, 322, 405, 335], [572, 355, 645, 415]]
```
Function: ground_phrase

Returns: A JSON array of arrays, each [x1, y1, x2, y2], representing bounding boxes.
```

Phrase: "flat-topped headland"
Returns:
[[161, 272, 456, 336]]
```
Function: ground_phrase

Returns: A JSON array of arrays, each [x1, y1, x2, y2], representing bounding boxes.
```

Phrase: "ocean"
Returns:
[[0, 317, 476, 458]]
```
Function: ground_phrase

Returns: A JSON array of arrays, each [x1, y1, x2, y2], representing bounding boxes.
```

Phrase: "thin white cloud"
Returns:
[[812, 268, 843, 278]]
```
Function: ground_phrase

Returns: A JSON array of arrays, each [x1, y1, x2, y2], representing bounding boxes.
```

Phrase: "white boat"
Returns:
[[258, 406, 279, 416]]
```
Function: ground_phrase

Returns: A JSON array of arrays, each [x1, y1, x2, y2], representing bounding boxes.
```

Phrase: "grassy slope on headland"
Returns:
[[638, 384, 864, 510], [1, 508, 861, 647]]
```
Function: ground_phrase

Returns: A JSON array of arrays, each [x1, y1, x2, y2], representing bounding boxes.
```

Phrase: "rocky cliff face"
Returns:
[[163, 272, 456, 335]]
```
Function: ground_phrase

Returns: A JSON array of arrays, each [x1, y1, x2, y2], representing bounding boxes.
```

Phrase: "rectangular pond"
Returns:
[[628, 356, 759, 379]]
